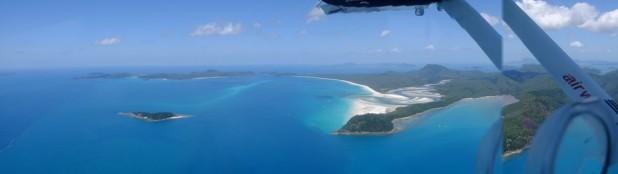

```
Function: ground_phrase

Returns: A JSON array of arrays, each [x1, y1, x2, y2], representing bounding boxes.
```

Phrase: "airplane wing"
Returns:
[[317, 0, 503, 70]]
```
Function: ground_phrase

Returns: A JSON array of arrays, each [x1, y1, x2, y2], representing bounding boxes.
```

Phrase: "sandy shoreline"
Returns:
[[296, 76, 520, 140], [343, 79, 449, 121], [295, 76, 448, 122], [503, 148, 526, 159], [335, 106, 446, 136], [192, 76, 223, 80], [299, 75, 527, 156], [336, 95, 519, 136], [147, 76, 224, 81]]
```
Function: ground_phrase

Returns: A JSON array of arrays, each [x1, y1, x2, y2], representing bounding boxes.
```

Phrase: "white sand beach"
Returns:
[[192, 76, 223, 80], [295, 76, 449, 122], [342, 80, 449, 121]]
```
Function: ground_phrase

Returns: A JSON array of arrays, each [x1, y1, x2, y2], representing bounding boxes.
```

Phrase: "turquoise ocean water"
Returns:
[[0, 70, 509, 174]]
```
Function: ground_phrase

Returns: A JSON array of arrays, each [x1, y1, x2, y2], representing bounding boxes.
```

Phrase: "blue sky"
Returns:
[[505, 0, 618, 65], [0, 0, 616, 69]]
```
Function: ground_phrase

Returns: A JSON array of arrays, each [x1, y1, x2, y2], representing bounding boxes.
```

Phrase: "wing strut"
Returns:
[[440, 0, 503, 70], [503, 0, 618, 170], [502, 0, 611, 102]]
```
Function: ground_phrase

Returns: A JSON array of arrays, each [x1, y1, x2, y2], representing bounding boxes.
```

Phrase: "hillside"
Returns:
[[318, 64, 618, 154]]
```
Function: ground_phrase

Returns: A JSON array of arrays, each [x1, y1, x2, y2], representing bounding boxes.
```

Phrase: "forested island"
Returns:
[[75, 70, 254, 80], [317, 64, 618, 155], [119, 112, 189, 122]]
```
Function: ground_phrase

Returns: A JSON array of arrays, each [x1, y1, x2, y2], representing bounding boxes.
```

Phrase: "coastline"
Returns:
[[334, 106, 445, 136], [191, 76, 223, 80], [118, 112, 190, 122], [297, 76, 521, 139], [336, 78, 449, 123], [498, 96, 526, 159], [294, 76, 447, 122], [334, 95, 519, 136], [294, 76, 409, 99], [503, 148, 526, 159], [144, 76, 224, 81], [295, 76, 409, 122]]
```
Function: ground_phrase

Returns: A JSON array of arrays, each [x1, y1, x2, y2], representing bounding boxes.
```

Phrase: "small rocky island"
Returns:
[[119, 112, 189, 122]]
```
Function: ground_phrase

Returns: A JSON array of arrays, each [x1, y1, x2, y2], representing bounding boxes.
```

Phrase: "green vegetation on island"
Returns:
[[324, 65, 517, 133], [318, 64, 618, 154], [502, 67, 617, 153], [76, 70, 254, 80], [77, 72, 135, 79]]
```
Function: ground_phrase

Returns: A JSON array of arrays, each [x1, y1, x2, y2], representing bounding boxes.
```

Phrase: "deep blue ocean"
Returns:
[[0, 69, 514, 174]]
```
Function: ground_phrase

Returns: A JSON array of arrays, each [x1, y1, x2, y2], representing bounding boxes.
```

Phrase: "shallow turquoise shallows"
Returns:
[[0, 70, 506, 174]]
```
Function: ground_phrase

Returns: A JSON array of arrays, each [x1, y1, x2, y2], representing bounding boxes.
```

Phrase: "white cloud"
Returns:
[[569, 41, 584, 48], [424, 44, 436, 51], [516, 0, 618, 33], [380, 30, 392, 38], [580, 9, 618, 32], [96, 37, 120, 46], [516, 0, 584, 30], [299, 29, 308, 35], [481, 13, 500, 26], [253, 22, 262, 29], [219, 23, 242, 35], [191, 24, 218, 36], [307, 7, 326, 23], [191, 23, 242, 37], [368, 48, 401, 54], [390, 48, 401, 53]]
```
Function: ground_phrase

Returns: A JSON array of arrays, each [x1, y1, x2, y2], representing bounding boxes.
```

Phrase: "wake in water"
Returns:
[[0, 139, 15, 154]]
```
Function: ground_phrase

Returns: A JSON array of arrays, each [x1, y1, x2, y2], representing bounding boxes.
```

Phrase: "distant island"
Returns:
[[75, 70, 254, 80], [314, 64, 618, 156], [119, 112, 190, 122]]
